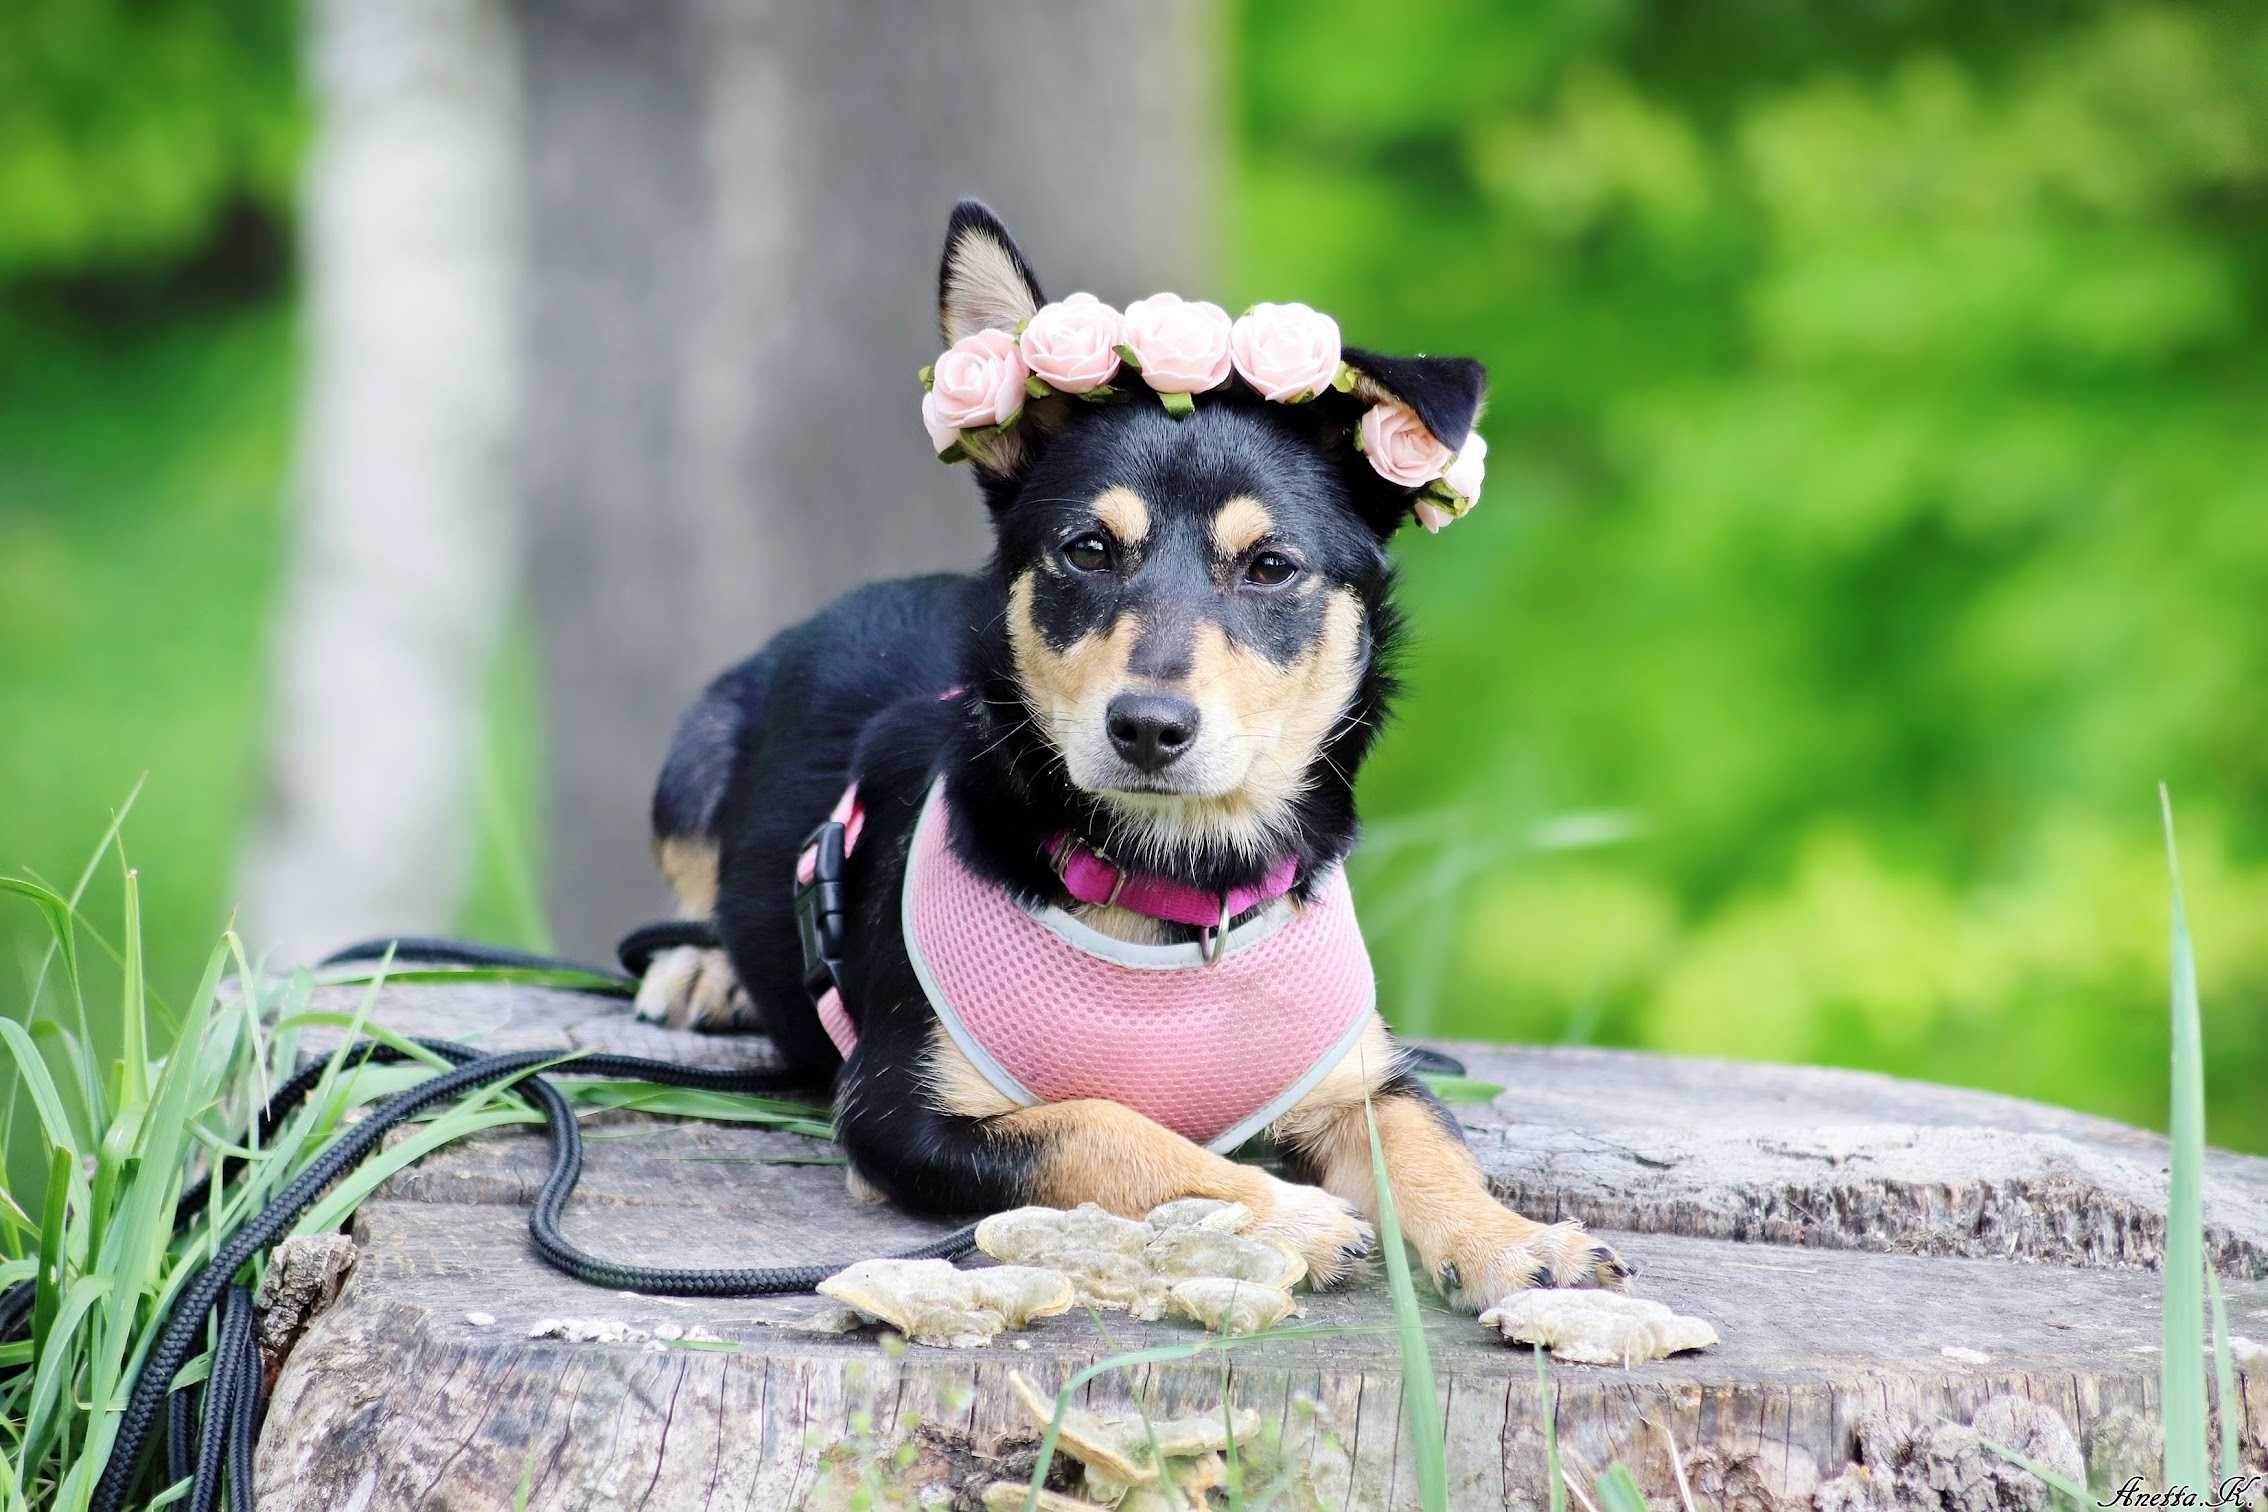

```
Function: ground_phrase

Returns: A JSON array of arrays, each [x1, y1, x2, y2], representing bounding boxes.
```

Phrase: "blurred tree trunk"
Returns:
[[238, 0, 523, 963], [520, 0, 1220, 954]]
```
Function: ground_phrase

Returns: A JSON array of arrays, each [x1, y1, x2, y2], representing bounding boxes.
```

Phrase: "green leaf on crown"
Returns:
[[1331, 361, 1357, 394], [918, 364, 935, 390], [1159, 391, 1196, 419], [1113, 344, 1144, 372], [1025, 375, 1055, 400]]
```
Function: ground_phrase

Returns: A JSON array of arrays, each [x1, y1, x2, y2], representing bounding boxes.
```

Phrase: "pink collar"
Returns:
[[1045, 833, 1300, 928]]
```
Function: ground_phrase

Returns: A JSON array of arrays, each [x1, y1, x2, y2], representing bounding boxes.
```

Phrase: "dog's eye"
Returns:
[[1063, 533, 1114, 574], [1245, 551, 1299, 587]]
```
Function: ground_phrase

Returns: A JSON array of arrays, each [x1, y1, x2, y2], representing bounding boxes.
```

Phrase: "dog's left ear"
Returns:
[[939, 199, 1045, 346], [1344, 349, 1486, 456], [1310, 349, 1489, 537]]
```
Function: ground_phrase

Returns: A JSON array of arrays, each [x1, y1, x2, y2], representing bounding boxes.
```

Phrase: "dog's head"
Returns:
[[938, 201, 1486, 871]]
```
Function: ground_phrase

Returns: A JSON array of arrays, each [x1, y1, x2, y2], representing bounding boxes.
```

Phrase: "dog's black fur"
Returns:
[[649, 201, 1497, 1225]]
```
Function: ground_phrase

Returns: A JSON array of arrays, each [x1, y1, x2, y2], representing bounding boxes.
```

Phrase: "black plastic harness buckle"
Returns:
[[794, 818, 850, 1004]]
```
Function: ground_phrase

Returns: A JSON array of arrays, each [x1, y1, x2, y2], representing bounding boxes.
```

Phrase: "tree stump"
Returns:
[[255, 981, 2268, 1509]]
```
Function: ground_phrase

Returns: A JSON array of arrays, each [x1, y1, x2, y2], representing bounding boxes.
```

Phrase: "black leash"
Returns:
[[323, 919, 720, 986], [9, 923, 1460, 1510], [25, 921, 983, 1512]]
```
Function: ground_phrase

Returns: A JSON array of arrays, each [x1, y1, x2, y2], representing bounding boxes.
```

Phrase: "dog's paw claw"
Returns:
[[1443, 1220, 1631, 1310], [1592, 1244, 1637, 1284], [1505, 1223, 1630, 1297], [1250, 1181, 1374, 1289]]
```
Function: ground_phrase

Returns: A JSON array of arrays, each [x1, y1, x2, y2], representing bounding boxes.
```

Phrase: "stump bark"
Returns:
[[254, 981, 2268, 1509]]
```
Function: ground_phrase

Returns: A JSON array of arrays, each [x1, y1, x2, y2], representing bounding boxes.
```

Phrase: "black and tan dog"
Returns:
[[634, 201, 1626, 1308]]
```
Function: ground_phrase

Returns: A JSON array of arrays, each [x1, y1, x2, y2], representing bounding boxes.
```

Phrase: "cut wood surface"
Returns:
[[258, 981, 2268, 1510]]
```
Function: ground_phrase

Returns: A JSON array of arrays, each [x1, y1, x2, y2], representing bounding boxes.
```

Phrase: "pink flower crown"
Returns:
[[918, 294, 1485, 533]]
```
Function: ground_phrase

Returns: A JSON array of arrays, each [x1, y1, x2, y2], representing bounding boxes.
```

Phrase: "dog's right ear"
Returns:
[[938, 199, 1045, 347], [933, 200, 1055, 494]]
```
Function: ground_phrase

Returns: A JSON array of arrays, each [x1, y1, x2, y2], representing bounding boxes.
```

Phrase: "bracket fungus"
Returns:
[[1479, 1289, 1719, 1365], [978, 1487, 1095, 1512], [976, 1202, 1305, 1320], [1165, 1277, 1299, 1336], [815, 1258, 1074, 1348], [1006, 1369, 1260, 1492]]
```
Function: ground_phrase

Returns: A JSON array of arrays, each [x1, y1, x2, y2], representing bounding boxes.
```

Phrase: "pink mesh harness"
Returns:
[[817, 778, 1376, 1153]]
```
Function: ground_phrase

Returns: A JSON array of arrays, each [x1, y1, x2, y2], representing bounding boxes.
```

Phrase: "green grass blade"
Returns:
[[562, 1081, 835, 1139], [2158, 786, 2209, 1492], [0, 875, 82, 1016], [291, 1107, 538, 1236], [1076, 1307, 1179, 1501], [117, 856, 149, 1111], [242, 958, 392, 1212], [288, 1045, 590, 1236], [5, 855, 100, 1121], [1419, 1075, 1504, 1105], [142, 1475, 194, 1509], [1363, 1092, 1448, 1512], [26, 1018, 100, 1151], [1218, 1351, 1244, 1511], [31, 1149, 69, 1360], [222, 931, 277, 1125], [2206, 1270, 2239, 1483], [0, 1437, 33, 1512], [273, 1011, 460, 1071], [1978, 1434, 2091, 1508], [1538, 1350, 1565, 1512], [1018, 1323, 1390, 1512], [24, 774, 142, 1020], [92, 938, 224, 1411], [311, 964, 633, 996], [0, 1017, 83, 1160], [23, 1273, 111, 1471], [1593, 1464, 1648, 1512]]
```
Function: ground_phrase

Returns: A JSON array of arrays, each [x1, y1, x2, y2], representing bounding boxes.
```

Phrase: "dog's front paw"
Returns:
[[1246, 1177, 1376, 1289], [632, 945, 757, 1031], [1435, 1217, 1632, 1312]]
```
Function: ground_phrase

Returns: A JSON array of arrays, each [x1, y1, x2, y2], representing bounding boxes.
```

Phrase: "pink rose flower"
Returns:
[[1018, 293, 1124, 394], [1229, 302, 1342, 402], [1441, 431, 1486, 503], [1122, 293, 1234, 395], [920, 389, 959, 455], [929, 327, 1028, 430], [1412, 499, 1457, 534], [1358, 402, 1454, 488]]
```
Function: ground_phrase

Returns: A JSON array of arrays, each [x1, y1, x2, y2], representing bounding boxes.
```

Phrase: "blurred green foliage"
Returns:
[[0, 310, 294, 998], [0, 304, 546, 1032], [3, 1, 2262, 1162], [0, 0, 299, 278], [1232, 0, 2268, 1150]]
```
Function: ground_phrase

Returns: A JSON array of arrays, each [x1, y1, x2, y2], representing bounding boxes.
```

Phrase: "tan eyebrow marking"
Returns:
[[1211, 495, 1275, 559], [1093, 486, 1150, 547]]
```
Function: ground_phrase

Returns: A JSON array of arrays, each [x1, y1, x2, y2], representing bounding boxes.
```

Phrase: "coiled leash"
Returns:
[[0, 924, 975, 1512], [10, 915, 1463, 1512]]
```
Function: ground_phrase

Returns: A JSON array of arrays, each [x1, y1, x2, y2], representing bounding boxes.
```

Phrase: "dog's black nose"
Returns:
[[1106, 692, 1200, 773]]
